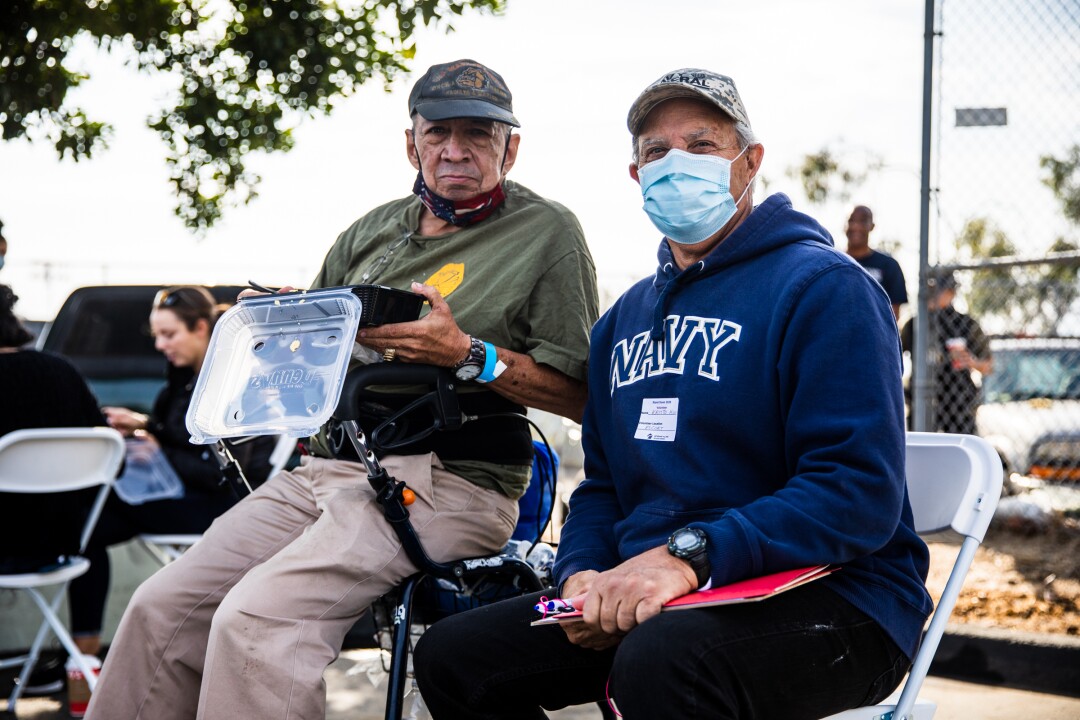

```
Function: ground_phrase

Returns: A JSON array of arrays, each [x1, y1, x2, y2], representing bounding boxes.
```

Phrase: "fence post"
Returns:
[[912, 0, 937, 432]]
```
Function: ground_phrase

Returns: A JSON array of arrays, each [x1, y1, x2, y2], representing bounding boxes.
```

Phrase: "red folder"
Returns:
[[532, 565, 836, 626]]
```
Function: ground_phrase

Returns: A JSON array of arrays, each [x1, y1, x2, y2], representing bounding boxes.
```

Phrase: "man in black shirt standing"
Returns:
[[845, 205, 908, 321]]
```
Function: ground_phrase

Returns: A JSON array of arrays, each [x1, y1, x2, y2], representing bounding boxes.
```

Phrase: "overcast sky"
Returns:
[[0, 0, 927, 320]]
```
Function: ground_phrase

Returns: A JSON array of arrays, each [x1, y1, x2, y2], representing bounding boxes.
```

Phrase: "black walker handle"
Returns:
[[332, 363, 465, 578], [336, 363, 461, 425]]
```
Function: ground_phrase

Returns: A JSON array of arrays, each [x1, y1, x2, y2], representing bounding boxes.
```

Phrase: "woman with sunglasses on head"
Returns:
[[67, 285, 277, 664]]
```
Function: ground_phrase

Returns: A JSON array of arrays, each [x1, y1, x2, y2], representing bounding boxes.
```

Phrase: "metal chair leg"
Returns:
[[384, 575, 422, 720]]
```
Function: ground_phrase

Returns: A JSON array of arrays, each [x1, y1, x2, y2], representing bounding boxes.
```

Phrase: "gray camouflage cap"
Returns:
[[627, 69, 751, 134]]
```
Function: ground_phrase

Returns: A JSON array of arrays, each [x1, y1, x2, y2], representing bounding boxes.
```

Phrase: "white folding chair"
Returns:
[[822, 432, 1003, 720], [267, 433, 298, 478], [136, 434, 294, 567], [137, 533, 202, 565], [0, 427, 125, 710]]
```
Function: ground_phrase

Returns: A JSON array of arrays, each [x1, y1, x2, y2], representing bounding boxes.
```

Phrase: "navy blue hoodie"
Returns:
[[554, 194, 932, 660]]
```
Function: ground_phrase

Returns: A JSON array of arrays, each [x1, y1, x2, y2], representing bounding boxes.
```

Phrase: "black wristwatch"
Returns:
[[453, 336, 487, 382], [668, 527, 710, 588]]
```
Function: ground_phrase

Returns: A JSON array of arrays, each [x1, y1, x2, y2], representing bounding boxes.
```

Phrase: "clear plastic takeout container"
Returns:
[[186, 288, 363, 443]]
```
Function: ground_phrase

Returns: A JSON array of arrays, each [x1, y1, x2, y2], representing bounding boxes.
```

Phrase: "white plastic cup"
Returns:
[[65, 654, 101, 718], [945, 337, 967, 370]]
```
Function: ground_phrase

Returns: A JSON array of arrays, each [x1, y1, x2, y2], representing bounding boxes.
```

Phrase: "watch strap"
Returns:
[[454, 336, 486, 373], [688, 553, 711, 589]]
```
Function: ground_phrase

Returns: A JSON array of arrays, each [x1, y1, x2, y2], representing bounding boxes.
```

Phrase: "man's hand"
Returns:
[[571, 546, 697, 636], [558, 571, 622, 651], [354, 281, 587, 422], [561, 569, 598, 600], [356, 282, 470, 367]]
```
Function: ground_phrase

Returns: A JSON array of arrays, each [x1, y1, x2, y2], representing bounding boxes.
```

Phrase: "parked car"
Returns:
[[976, 336, 1080, 482], [20, 319, 46, 347], [37, 284, 246, 413]]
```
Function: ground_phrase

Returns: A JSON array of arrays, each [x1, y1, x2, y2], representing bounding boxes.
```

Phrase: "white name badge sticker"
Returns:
[[634, 398, 679, 442]]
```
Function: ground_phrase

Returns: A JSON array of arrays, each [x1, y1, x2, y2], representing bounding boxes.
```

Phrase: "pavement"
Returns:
[[4, 639, 1080, 720]]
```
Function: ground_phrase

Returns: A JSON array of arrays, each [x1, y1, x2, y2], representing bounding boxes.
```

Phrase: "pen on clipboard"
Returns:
[[534, 596, 577, 619], [247, 280, 281, 294]]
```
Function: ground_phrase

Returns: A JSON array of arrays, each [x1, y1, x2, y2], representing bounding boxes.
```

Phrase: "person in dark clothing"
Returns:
[[901, 272, 993, 434], [68, 285, 276, 659], [0, 283, 108, 574], [414, 68, 929, 720], [845, 205, 908, 321]]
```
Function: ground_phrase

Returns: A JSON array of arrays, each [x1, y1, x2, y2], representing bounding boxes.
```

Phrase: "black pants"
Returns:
[[414, 583, 908, 720]]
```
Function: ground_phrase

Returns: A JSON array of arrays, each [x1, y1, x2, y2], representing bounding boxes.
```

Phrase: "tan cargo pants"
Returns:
[[85, 454, 518, 720]]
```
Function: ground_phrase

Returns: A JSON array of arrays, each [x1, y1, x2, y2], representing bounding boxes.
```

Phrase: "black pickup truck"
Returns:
[[38, 284, 246, 413]]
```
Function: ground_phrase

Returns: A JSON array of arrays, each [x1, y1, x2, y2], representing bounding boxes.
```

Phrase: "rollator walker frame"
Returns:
[[333, 362, 549, 720]]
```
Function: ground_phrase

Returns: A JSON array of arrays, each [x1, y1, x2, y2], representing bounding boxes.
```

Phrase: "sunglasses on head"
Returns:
[[153, 289, 186, 309]]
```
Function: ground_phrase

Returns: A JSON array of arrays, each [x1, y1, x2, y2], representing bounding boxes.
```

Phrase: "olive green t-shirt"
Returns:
[[310, 180, 599, 497]]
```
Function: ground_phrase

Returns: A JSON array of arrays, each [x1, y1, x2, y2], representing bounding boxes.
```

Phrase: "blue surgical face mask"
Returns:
[[638, 146, 752, 245], [0, 255, 5, 272]]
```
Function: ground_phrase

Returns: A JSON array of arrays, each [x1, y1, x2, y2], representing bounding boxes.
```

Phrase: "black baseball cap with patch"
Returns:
[[408, 59, 520, 127]]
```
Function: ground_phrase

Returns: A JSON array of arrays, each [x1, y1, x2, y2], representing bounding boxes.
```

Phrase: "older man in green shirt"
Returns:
[[87, 59, 598, 720]]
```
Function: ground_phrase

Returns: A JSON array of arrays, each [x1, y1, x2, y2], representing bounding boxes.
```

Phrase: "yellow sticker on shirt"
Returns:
[[425, 263, 464, 298]]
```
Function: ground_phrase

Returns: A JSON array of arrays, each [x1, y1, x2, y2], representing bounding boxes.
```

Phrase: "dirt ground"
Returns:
[[926, 500, 1080, 636]]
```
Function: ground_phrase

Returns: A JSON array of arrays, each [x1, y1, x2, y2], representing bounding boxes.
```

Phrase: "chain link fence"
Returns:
[[910, 0, 1080, 485]]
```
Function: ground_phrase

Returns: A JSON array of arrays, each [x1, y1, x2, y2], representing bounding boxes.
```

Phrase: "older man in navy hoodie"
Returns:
[[414, 69, 932, 719]]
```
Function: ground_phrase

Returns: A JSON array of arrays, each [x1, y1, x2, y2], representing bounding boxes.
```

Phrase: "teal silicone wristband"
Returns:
[[477, 341, 499, 383]]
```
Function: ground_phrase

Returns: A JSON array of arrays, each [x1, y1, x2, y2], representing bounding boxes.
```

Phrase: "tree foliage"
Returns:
[[957, 217, 1078, 336], [1041, 143, 1080, 227], [0, 0, 504, 231], [785, 144, 882, 206], [955, 145, 1080, 336]]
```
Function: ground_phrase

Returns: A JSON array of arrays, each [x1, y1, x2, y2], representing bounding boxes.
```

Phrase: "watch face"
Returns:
[[454, 336, 487, 382], [673, 531, 699, 551], [669, 528, 706, 558], [455, 364, 482, 381]]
